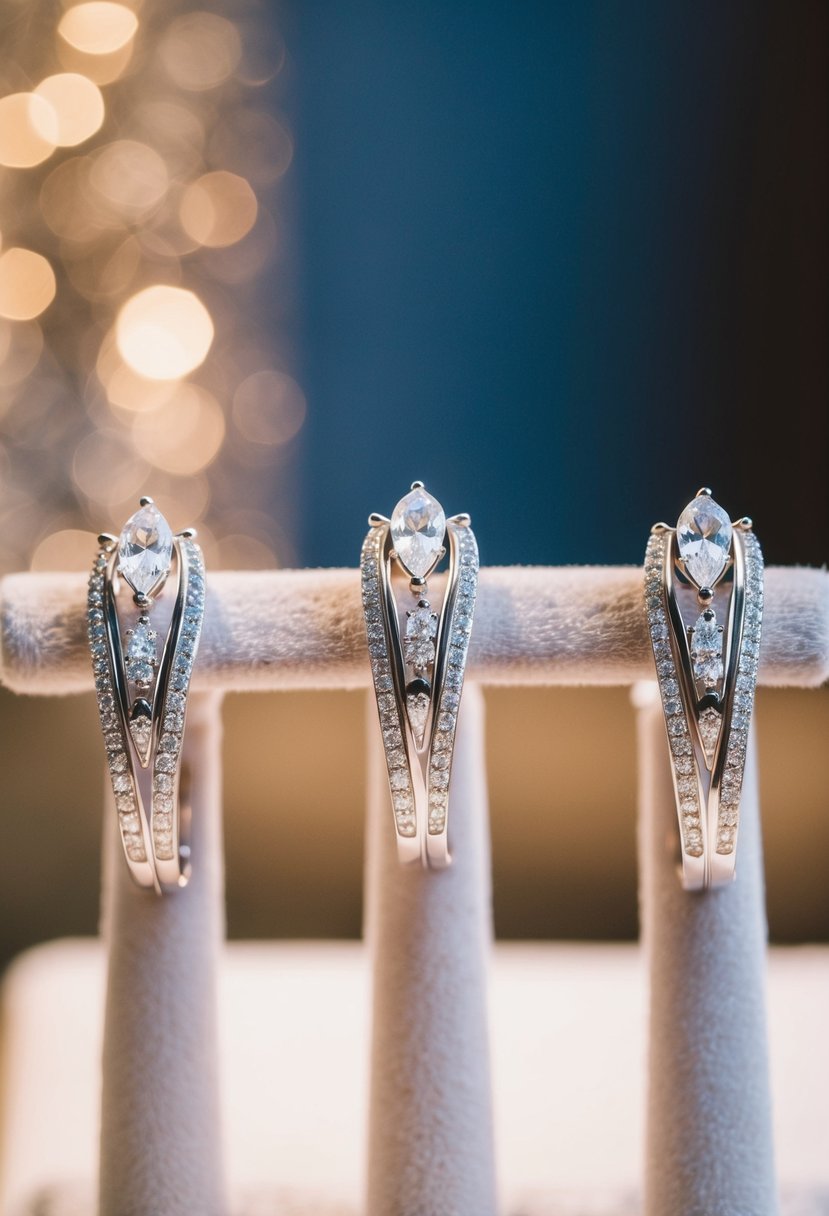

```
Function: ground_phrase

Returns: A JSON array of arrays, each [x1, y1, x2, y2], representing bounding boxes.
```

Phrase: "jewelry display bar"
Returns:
[[1, 565, 828, 1216]]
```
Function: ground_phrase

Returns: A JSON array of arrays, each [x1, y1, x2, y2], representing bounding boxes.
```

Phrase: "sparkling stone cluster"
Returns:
[[151, 539, 204, 862], [644, 533, 704, 857], [715, 531, 763, 855], [690, 609, 723, 686], [426, 525, 478, 836], [88, 547, 146, 864], [125, 619, 158, 689], [361, 528, 417, 837], [405, 604, 437, 669]]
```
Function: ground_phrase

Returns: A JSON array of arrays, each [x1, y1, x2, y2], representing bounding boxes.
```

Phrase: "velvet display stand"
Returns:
[[364, 684, 497, 1216], [2, 565, 828, 1216], [635, 686, 777, 1216], [98, 691, 227, 1216]]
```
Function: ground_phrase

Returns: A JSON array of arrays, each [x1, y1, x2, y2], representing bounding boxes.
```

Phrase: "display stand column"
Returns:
[[364, 682, 497, 1216], [634, 681, 778, 1216], [99, 690, 228, 1216]]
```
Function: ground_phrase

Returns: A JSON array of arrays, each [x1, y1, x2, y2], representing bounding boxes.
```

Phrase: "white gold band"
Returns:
[[88, 501, 205, 893], [645, 490, 763, 890], [361, 484, 478, 868]]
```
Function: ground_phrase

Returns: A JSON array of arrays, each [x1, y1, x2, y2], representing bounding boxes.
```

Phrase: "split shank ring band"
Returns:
[[644, 488, 763, 891], [361, 481, 479, 868], [87, 497, 205, 893]]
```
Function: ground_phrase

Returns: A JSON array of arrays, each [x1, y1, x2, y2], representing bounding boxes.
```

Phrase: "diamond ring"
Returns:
[[87, 497, 205, 892], [644, 488, 764, 890], [361, 482, 478, 868]]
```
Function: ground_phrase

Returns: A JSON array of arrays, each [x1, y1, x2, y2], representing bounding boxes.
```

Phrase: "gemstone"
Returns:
[[407, 605, 437, 639], [405, 636, 435, 668], [390, 487, 446, 579], [117, 503, 174, 597], [406, 689, 430, 747], [697, 706, 721, 765], [676, 494, 732, 589], [690, 609, 723, 685]]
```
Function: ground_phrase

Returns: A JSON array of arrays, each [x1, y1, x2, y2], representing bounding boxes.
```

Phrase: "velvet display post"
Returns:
[[2, 566, 828, 695], [364, 683, 497, 1216], [98, 691, 227, 1216], [635, 684, 779, 1216]]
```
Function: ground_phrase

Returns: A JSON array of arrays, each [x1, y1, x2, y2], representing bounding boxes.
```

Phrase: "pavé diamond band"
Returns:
[[644, 488, 763, 890], [361, 482, 478, 868], [88, 496, 205, 892]]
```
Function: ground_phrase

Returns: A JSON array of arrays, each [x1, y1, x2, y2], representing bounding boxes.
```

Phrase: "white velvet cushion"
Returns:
[[1, 940, 827, 1215]]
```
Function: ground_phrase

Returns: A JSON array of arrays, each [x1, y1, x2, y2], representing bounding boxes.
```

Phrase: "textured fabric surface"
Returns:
[[12, 1183, 829, 1215], [364, 685, 497, 1216], [637, 691, 777, 1215], [98, 692, 227, 1216], [3, 942, 827, 1215], [2, 566, 828, 695]]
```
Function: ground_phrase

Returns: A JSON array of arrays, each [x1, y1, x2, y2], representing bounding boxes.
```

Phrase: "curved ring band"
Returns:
[[644, 488, 763, 890], [88, 496, 205, 893], [361, 481, 478, 868]]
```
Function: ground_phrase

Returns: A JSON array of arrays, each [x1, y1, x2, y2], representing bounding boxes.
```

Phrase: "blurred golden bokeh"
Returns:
[[34, 73, 105, 147], [58, 2, 138, 56], [0, 249, 56, 320], [159, 12, 242, 91], [0, 93, 58, 167], [116, 285, 214, 380], [232, 369, 306, 447], [0, 0, 299, 578], [179, 170, 258, 247], [30, 527, 96, 571], [90, 140, 170, 217], [131, 382, 225, 473]]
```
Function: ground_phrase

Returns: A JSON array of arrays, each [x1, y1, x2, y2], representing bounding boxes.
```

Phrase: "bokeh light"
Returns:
[[159, 12, 242, 91], [131, 382, 225, 473], [0, 93, 57, 168], [72, 428, 151, 507], [58, 3, 138, 55], [89, 140, 170, 218], [0, 249, 56, 321], [232, 369, 306, 446], [179, 171, 258, 247], [0, 0, 296, 576], [33, 74, 105, 147], [116, 285, 214, 380], [31, 527, 97, 571]]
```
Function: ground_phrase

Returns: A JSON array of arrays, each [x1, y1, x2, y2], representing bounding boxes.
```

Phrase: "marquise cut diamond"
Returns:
[[118, 503, 173, 597], [390, 487, 446, 579], [676, 494, 732, 589]]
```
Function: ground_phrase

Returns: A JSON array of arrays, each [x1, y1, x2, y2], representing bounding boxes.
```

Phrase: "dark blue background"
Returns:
[[280, 2, 827, 569]]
